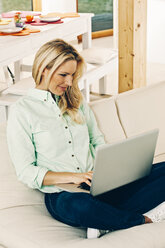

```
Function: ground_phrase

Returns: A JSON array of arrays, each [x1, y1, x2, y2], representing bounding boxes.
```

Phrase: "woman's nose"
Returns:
[[65, 76, 73, 86]]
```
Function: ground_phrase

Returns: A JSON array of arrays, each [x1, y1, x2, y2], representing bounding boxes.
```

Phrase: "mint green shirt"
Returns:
[[7, 89, 105, 193]]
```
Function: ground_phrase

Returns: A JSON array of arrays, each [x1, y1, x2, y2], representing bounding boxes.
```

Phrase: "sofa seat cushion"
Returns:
[[115, 81, 165, 156], [89, 97, 126, 144], [0, 205, 165, 248]]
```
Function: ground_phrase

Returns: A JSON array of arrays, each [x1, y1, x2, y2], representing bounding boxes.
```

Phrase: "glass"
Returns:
[[78, 0, 113, 32]]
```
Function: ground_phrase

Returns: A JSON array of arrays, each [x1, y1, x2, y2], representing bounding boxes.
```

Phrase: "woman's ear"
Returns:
[[42, 68, 49, 77]]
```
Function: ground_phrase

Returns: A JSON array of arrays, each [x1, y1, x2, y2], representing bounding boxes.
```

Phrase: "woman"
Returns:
[[7, 39, 165, 239]]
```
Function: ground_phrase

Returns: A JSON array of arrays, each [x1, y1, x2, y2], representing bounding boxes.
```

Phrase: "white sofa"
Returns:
[[1, 81, 165, 248]]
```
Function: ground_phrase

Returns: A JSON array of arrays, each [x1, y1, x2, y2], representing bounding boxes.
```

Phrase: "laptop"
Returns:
[[57, 129, 159, 196]]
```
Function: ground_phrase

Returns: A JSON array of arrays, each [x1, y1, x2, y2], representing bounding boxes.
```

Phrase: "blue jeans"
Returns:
[[45, 162, 165, 231]]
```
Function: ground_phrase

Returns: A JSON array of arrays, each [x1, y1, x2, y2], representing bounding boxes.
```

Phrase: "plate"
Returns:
[[0, 21, 10, 25], [0, 27, 23, 33], [39, 16, 60, 22], [25, 20, 35, 23]]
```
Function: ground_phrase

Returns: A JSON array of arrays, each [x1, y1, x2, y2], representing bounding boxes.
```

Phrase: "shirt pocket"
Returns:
[[32, 123, 64, 153]]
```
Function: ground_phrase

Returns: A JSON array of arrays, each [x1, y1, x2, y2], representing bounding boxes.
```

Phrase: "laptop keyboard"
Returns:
[[78, 181, 91, 191]]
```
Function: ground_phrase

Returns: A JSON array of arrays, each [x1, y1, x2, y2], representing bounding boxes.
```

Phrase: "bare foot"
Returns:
[[144, 215, 153, 223]]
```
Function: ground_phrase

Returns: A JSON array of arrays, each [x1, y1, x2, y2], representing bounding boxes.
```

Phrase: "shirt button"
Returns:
[[65, 126, 68, 129], [72, 154, 74, 157], [44, 99, 46, 101], [77, 167, 80, 170], [52, 102, 54, 104], [59, 114, 61, 117], [69, 141, 71, 144]]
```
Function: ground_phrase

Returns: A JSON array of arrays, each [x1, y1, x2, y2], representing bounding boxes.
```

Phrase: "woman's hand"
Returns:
[[70, 171, 93, 186], [43, 171, 93, 186]]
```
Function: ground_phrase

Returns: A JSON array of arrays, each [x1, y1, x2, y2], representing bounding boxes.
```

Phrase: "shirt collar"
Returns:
[[27, 88, 60, 103]]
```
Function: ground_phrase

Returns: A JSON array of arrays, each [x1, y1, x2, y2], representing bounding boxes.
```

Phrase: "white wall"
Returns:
[[42, 0, 76, 14], [147, 0, 165, 63]]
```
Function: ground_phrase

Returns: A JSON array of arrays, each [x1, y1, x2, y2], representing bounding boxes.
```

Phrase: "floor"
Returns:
[[0, 35, 165, 122]]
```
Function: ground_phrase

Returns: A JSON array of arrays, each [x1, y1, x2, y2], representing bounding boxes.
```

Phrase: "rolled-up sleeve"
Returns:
[[7, 104, 48, 189], [81, 101, 105, 149]]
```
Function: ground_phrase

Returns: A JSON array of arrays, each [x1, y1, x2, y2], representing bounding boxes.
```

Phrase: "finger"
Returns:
[[85, 179, 92, 186], [85, 174, 93, 180], [87, 171, 93, 174], [86, 172, 93, 178]]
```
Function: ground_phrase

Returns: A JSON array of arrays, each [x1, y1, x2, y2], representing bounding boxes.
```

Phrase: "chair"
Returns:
[[0, 93, 21, 121], [79, 47, 118, 102], [0, 76, 35, 120], [3, 77, 35, 95], [1, 47, 118, 103]]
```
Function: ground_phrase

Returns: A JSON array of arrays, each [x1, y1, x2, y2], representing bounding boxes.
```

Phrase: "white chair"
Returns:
[[0, 67, 34, 119], [2, 75, 83, 96], [0, 93, 21, 121], [80, 47, 118, 102], [3, 77, 35, 96], [1, 47, 118, 103]]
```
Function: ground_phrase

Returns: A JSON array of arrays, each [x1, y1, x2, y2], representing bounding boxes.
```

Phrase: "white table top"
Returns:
[[0, 13, 93, 67]]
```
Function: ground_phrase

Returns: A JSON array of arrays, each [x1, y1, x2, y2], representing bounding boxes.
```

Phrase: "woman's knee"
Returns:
[[55, 192, 93, 226], [57, 192, 92, 213]]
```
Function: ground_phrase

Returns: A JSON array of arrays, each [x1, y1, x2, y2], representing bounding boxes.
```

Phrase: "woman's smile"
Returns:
[[58, 85, 67, 91]]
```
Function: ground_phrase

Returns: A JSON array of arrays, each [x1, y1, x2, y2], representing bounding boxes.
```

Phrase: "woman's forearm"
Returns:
[[42, 170, 93, 186], [42, 171, 74, 186]]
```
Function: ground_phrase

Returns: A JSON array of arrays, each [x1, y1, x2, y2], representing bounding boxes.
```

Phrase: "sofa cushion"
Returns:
[[0, 205, 165, 248], [153, 153, 165, 164], [89, 97, 126, 144], [115, 81, 165, 156]]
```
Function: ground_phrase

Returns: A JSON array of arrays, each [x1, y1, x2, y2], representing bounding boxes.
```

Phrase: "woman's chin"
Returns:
[[49, 90, 64, 96]]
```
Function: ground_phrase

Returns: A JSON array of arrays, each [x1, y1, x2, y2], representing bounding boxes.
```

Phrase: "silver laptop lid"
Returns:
[[90, 129, 159, 196]]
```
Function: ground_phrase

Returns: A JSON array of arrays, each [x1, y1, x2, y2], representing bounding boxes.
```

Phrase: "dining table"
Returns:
[[0, 13, 93, 82]]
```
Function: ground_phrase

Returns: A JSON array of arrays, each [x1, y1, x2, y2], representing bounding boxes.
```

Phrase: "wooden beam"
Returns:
[[77, 29, 113, 42], [76, 0, 78, 12], [32, 0, 42, 11], [118, 0, 147, 93]]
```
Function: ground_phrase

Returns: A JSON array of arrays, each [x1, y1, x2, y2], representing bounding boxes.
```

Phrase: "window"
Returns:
[[78, 0, 113, 33], [0, 0, 32, 12]]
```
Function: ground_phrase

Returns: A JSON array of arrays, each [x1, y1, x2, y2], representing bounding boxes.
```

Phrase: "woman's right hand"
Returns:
[[70, 171, 93, 186], [43, 171, 93, 186]]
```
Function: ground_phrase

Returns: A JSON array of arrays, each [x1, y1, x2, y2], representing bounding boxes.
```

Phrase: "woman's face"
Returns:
[[40, 60, 77, 96]]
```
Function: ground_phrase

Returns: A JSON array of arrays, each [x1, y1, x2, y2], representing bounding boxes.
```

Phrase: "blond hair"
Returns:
[[32, 39, 86, 124]]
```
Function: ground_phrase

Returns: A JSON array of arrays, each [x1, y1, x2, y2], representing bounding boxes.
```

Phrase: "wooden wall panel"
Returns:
[[118, 0, 147, 93], [33, 0, 42, 11]]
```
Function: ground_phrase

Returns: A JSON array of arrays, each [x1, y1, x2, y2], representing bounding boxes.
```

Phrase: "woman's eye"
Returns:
[[60, 74, 66, 77]]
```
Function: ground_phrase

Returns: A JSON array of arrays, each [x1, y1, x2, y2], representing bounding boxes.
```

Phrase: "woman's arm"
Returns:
[[7, 104, 48, 190], [81, 100, 105, 149], [43, 171, 93, 186]]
